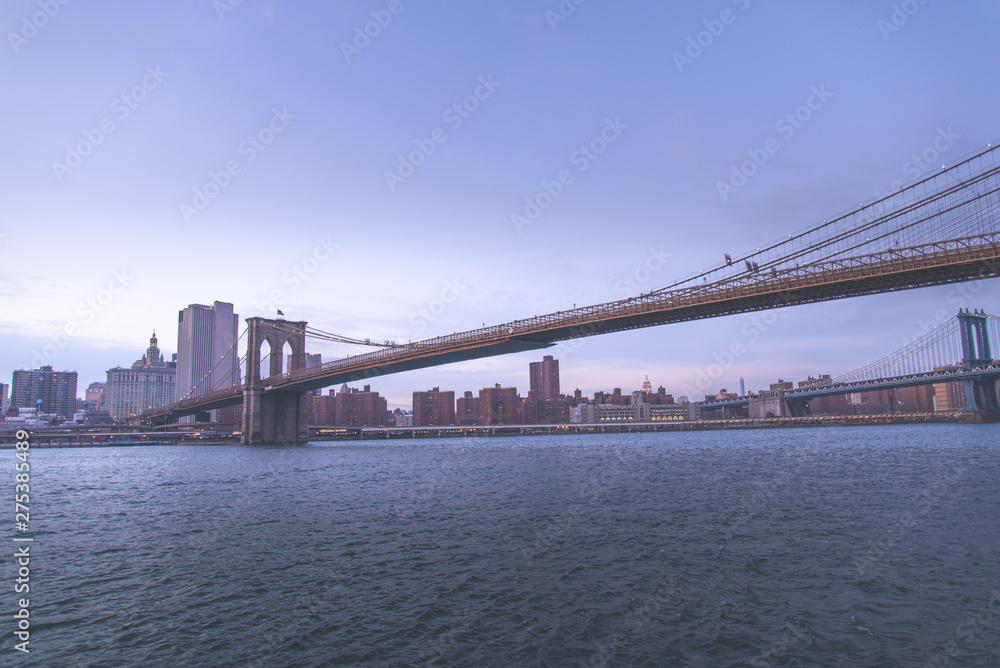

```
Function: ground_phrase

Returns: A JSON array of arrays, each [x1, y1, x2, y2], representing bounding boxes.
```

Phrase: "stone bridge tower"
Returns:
[[241, 317, 308, 445]]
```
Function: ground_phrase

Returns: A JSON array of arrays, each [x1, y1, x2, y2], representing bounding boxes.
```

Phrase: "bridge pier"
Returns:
[[749, 390, 791, 418], [958, 309, 1000, 414], [241, 317, 308, 445], [962, 375, 1000, 414], [242, 389, 306, 445]]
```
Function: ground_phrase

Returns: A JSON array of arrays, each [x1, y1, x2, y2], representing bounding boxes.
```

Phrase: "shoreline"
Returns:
[[1, 411, 995, 448]]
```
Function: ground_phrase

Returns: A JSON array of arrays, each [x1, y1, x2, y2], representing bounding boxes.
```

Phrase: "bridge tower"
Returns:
[[957, 309, 999, 413], [242, 317, 309, 445]]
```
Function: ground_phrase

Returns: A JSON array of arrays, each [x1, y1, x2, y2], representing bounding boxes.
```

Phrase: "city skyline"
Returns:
[[8, 320, 995, 418], [3, 2, 1000, 409], [1, 290, 1000, 409]]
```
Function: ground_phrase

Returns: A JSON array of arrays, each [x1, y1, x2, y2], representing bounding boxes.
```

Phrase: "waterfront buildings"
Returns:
[[73, 407, 113, 425], [572, 402, 652, 423], [456, 391, 480, 425], [105, 332, 177, 422], [11, 366, 78, 418], [933, 364, 967, 411], [650, 404, 690, 421], [334, 384, 387, 427], [304, 384, 387, 427], [520, 397, 571, 424], [412, 387, 455, 427], [479, 385, 520, 425], [529, 355, 560, 400]]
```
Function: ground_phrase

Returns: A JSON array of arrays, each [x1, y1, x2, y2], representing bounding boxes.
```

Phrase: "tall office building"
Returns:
[[106, 332, 177, 421], [176, 301, 240, 421], [11, 366, 78, 418], [412, 387, 456, 426], [529, 355, 560, 401], [0, 382, 9, 415]]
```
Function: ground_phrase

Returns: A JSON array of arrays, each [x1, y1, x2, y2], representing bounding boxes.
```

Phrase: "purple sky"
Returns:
[[2, 1, 999, 408]]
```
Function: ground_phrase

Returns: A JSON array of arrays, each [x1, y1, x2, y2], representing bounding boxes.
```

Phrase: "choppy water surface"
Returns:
[[10, 424, 1000, 666]]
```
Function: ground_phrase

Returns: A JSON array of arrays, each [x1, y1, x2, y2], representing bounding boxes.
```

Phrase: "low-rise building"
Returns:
[[574, 402, 651, 423], [650, 405, 688, 421]]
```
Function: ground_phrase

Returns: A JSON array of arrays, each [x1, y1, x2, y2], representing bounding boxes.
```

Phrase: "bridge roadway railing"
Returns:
[[271, 232, 1000, 391]]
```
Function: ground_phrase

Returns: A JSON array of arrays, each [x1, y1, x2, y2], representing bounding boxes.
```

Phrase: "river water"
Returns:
[[8, 424, 1000, 666]]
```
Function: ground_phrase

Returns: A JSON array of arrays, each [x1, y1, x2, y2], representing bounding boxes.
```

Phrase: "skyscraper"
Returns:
[[176, 301, 240, 420], [529, 355, 560, 401]]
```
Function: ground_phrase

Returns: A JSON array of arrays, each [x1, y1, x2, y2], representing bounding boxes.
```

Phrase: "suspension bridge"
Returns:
[[702, 309, 1000, 417], [143, 144, 1000, 443]]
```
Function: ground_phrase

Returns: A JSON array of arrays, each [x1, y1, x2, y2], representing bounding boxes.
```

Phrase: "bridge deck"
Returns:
[[273, 234, 999, 389]]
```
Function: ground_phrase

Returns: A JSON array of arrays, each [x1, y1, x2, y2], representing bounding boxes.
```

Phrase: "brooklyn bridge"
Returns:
[[143, 144, 1000, 443]]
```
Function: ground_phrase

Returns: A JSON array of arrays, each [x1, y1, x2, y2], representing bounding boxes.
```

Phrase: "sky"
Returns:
[[2, 0, 999, 409]]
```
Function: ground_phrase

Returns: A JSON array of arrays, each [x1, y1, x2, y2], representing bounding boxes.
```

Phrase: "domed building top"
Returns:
[[641, 374, 652, 393], [132, 331, 166, 368]]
